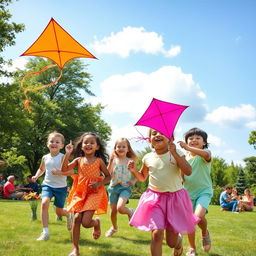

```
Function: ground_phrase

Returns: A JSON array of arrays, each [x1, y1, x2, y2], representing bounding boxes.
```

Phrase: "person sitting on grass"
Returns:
[[238, 188, 254, 212], [23, 175, 40, 194], [219, 186, 238, 212], [3, 175, 25, 199]]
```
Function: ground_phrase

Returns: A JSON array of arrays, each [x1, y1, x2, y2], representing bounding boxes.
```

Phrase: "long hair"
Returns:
[[73, 132, 109, 165], [113, 138, 137, 160]]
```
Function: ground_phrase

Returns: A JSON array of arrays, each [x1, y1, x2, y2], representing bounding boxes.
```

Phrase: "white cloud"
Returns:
[[0, 58, 28, 83], [91, 26, 181, 58], [246, 121, 256, 129], [208, 134, 225, 147], [97, 65, 207, 123], [205, 104, 256, 128]]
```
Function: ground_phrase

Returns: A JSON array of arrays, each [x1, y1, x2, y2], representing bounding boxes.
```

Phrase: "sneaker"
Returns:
[[173, 234, 183, 256], [186, 247, 196, 256], [36, 232, 50, 241], [105, 227, 118, 237], [202, 229, 211, 252], [66, 213, 73, 231]]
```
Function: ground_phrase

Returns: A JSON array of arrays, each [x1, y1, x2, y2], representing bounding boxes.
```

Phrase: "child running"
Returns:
[[179, 127, 213, 256], [59, 132, 111, 256], [105, 138, 137, 237], [32, 131, 73, 241], [128, 129, 199, 256]]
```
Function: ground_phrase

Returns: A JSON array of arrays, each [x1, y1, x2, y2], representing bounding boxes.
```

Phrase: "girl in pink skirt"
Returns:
[[128, 129, 199, 256]]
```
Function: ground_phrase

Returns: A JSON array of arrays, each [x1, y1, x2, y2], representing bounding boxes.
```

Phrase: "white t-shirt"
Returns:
[[42, 153, 67, 188]]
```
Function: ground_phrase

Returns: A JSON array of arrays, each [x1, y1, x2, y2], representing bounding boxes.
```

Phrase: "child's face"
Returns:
[[115, 140, 128, 158], [47, 135, 64, 154], [149, 129, 170, 150], [187, 134, 205, 149], [81, 135, 99, 156]]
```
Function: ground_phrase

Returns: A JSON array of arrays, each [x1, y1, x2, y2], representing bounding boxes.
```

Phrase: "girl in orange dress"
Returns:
[[59, 132, 111, 256]]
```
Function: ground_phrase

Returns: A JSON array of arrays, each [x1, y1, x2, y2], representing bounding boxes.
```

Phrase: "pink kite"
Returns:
[[135, 98, 189, 139]]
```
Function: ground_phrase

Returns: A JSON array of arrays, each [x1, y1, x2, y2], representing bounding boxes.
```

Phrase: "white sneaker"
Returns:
[[36, 232, 50, 241], [128, 208, 134, 220], [66, 213, 73, 231]]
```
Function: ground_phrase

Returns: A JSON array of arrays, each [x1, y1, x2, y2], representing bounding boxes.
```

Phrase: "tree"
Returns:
[[248, 130, 256, 150], [235, 168, 247, 195], [211, 157, 227, 187], [0, 58, 111, 176], [243, 156, 256, 188], [223, 161, 240, 186], [0, 0, 24, 76]]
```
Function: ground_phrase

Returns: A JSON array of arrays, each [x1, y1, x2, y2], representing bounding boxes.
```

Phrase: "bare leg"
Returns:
[[117, 197, 132, 218], [81, 210, 101, 239], [69, 212, 82, 256], [151, 229, 164, 256], [110, 204, 118, 230], [41, 197, 50, 228]]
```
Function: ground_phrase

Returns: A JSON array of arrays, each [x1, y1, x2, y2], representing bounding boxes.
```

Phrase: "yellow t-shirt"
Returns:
[[143, 150, 184, 192]]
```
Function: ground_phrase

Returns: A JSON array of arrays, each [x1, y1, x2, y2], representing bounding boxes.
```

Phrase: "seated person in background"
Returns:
[[238, 188, 254, 212], [219, 186, 238, 212], [24, 175, 39, 194], [3, 175, 25, 199], [0, 173, 6, 197], [231, 188, 239, 201]]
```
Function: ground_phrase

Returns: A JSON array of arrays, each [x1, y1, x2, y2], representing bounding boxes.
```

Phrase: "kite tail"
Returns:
[[129, 127, 150, 142], [20, 64, 62, 113]]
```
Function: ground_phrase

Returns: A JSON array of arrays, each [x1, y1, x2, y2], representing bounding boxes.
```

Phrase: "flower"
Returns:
[[23, 192, 41, 221]]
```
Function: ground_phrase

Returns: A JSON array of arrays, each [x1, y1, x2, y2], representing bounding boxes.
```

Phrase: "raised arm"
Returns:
[[169, 141, 192, 176], [179, 141, 211, 162], [61, 141, 77, 172]]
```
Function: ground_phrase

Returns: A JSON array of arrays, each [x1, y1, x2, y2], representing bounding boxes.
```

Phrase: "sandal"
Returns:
[[105, 226, 118, 237], [93, 218, 101, 239], [202, 229, 211, 252], [173, 234, 183, 256]]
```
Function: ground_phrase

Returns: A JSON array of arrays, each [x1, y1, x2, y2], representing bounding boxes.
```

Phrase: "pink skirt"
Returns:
[[129, 188, 200, 234]]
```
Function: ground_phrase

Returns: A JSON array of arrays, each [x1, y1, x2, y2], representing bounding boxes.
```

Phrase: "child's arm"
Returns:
[[107, 154, 115, 175], [61, 141, 78, 172], [32, 157, 46, 182], [169, 141, 192, 176], [128, 161, 149, 182], [178, 141, 211, 162], [89, 159, 111, 190], [51, 169, 74, 176]]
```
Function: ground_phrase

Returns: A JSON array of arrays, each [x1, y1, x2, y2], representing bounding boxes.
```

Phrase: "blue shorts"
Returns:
[[191, 193, 212, 211], [107, 184, 131, 204], [41, 185, 67, 208]]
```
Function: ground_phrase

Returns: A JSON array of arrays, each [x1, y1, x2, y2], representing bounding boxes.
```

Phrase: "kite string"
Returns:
[[20, 64, 62, 113]]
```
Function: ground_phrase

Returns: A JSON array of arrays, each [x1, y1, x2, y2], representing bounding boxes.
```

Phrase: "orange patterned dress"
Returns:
[[66, 157, 108, 215]]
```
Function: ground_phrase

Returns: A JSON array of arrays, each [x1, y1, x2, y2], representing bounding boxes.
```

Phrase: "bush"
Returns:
[[211, 185, 223, 205]]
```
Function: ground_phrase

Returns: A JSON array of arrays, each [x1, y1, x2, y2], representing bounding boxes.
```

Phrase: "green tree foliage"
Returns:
[[243, 156, 256, 188], [248, 130, 256, 150], [235, 168, 247, 195], [0, 58, 111, 176], [223, 161, 240, 186], [0, 0, 24, 76], [211, 157, 227, 187]]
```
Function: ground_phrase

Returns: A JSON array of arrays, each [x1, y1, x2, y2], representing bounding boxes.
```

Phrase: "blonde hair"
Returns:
[[113, 138, 137, 160], [47, 131, 65, 144]]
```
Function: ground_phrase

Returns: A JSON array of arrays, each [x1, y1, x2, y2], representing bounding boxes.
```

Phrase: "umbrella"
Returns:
[[135, 98, 188, 139]]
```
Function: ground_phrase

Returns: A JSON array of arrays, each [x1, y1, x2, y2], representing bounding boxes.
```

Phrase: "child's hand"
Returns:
[[65, 140, 73, 153], [128, 160, 136, 172], [178, 141, 188, 150], [51, 169, 60, 176], [168, 141, 176, 153], [128, 179, 136, 186], [31, 176, 37, 182], [89, 181, 100, 190]]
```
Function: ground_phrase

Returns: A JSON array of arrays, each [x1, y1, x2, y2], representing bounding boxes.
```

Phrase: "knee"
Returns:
[[152, 230, 164, 243], [41, 201, 49, 211], [117, 205, 125, 214], [166, 240, 176, 248], [111, 207, 118, 215]]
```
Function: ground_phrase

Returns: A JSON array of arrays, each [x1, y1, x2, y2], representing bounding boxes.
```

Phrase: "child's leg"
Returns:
[[194, 205, 207, 236], [41, 197, 51, 228], [70, 212, 82, 256], [81, 210, 101, 239], [117, 197, 132, 217], [110, 204, 118, 230], [151, 229, 164, 256], [166, 230, 183, 256]]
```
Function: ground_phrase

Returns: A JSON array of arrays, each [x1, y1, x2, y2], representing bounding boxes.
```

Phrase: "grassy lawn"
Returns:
[[0, 199, 255, 256]]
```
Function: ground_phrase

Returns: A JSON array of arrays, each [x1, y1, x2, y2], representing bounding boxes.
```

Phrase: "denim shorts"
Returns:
[[191, 193, 212, 211], [41, 184, 67, 208], [107, 184, 131, 204]]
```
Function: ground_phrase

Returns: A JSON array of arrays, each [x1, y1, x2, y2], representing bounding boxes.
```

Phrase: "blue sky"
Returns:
[[3, 0, 256, 165]]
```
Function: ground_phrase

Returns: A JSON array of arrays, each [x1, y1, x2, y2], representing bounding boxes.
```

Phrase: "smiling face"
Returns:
[[186, 134, 206, 149], [81, 134, 99, 156], [149, 129, 171, 153], [47, 135, 64, 155], [114, 140, 129, 158]]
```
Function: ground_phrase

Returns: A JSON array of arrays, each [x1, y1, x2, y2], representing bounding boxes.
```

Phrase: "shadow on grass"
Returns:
[[96, 250, 136, 256], [114, 235, 150, 245]]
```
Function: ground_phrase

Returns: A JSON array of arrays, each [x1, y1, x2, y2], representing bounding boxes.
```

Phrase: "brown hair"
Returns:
[[114, 138, 137, 160]]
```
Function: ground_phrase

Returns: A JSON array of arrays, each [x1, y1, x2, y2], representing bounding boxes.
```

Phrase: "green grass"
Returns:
[[0, 199, 255, 256]]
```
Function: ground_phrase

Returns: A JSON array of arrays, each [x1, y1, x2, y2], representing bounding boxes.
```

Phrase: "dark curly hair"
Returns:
[[184, 127, 209, 149], [73, 132, 109, 165]]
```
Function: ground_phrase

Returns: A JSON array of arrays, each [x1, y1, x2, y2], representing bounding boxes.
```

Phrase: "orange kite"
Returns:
[[20, 18, 97, 113]]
